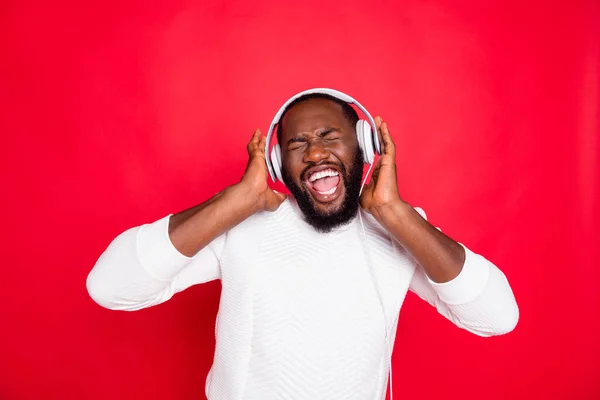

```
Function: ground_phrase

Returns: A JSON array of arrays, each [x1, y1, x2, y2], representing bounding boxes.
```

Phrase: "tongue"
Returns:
[[312, 176, 340, 192]]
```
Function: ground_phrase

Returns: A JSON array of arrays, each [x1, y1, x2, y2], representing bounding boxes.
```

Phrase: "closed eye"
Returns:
[[288, 137, 307, 151], [286, 128, 341, 150], [319, 128, 336, 137], [320, 128, 341, 142]]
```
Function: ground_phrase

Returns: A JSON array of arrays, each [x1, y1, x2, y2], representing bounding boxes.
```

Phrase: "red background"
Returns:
[[1, 0, 598, 399]]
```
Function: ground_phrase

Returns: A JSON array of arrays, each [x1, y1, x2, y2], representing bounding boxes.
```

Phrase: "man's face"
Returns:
[[280, 98, 364, 232]]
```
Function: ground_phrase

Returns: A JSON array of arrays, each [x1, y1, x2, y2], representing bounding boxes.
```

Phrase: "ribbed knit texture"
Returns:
[[87, 198, 519, 400]]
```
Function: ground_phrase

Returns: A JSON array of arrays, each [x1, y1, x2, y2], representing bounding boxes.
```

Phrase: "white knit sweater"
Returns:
[[87, 198, 519, 400]]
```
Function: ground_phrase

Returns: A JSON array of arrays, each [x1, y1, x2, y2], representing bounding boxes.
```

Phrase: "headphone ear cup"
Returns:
[[356, 119, 375, 164], [270, 144, 284, 182]]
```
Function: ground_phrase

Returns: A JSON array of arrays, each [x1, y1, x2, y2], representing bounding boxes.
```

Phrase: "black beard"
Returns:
[[282, 150, 364, 233]]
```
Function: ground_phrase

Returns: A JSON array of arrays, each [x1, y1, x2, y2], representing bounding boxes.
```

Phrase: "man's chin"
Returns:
[[283, 168, 361, 233], [308, 193, 345, 216]]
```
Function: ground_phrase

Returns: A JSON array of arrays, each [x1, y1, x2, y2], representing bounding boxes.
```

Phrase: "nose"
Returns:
[[303, 139, 330, 164]]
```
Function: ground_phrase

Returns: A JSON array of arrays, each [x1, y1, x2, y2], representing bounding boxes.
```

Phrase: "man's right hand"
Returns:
[[168, 129, 286, 257], [239, 129, 287, 212]]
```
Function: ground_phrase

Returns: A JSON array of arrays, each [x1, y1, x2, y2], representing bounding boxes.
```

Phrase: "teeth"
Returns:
[[316, 186, 337, 196], [308, 168, 339, 182]]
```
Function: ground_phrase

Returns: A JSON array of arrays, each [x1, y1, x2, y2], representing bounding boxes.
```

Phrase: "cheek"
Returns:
[[336, 136, 359, 156], [282, 152, 304, 179], [331, 143, 358, 167]]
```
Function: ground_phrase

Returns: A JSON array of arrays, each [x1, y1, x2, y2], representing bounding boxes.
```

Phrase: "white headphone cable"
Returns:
[[357, 162, 395, 400]]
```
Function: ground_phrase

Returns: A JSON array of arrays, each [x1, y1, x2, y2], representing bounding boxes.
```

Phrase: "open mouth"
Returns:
[[304, 166, 343, 203]]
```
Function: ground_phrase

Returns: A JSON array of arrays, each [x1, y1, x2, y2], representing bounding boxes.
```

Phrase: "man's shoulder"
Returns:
[[215, 197, 298, 256], [229, 197, 298, 234]]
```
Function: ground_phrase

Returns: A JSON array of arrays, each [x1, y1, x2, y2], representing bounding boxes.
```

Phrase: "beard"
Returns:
[[282, 150, 365, 233]]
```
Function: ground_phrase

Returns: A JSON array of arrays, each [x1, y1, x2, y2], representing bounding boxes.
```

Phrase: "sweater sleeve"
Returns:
[[409, 244, 519, 337], [407, 209, 519, 337], [86, 215, 225, 311]]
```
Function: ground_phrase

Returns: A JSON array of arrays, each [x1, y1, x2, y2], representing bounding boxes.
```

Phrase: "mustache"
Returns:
[[300, 161, 346, 182]]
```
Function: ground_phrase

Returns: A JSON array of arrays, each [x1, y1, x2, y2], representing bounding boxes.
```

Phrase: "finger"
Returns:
[[375, 119, 385, 152], [374, 116, 383, 131], [252, 129, 261, 142], [248, 136, 267, 161], [258, 135, 267, 151], [380, 122, 396, 156], [247, 129, 261, 154]]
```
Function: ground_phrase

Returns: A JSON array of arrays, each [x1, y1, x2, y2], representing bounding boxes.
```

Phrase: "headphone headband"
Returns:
[[265, 88, 381, 183]]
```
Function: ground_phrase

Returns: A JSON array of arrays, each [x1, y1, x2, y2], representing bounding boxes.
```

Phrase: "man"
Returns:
[[87, 90, 519, 400]]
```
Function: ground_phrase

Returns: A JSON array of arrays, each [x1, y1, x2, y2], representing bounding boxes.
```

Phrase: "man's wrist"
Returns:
[[228, 183, 263, 215], [372, 198, 412, 228]]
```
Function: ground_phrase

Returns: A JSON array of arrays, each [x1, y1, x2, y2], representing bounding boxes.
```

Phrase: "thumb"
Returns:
[[265, 189, 287, 211], [273, 189, 287, 203], [273, 190, 287, 202], [362, 176, 374, 192], [360, 179, 373, 202]]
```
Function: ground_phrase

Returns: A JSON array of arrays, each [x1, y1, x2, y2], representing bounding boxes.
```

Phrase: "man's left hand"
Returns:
[[359, 116, 404, 222]]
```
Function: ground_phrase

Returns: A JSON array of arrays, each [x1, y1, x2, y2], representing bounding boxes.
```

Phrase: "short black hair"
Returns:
[[276, 93, 359, 144]]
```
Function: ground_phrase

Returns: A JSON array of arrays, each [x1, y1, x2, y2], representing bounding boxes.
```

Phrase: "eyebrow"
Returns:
[[286, 128, 340, 146]]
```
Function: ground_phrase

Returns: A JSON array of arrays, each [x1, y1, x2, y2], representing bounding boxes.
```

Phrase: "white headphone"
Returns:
[[265, 88, 382, 183]]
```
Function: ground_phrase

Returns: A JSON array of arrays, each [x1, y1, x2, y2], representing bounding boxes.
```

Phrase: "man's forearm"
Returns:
[[375, 200, 465, 283], [168, 183, 259, 257]]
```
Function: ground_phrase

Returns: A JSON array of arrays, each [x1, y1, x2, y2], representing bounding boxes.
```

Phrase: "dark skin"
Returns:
[[279, 98, 359, 215], [169, 98, 464, 283]]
